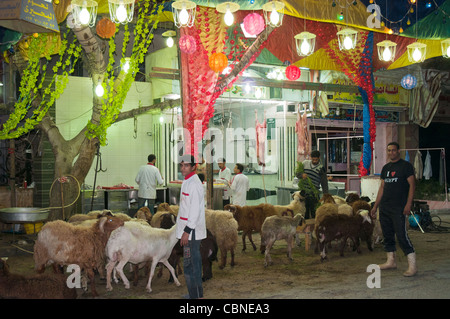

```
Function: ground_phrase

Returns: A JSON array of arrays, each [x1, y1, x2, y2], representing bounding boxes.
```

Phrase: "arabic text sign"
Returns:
[[0, 0, 59, 32]]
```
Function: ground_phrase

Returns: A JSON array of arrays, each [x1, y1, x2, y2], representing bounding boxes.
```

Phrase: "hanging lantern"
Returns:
[[376, 40, 397, 62], [71, 0, 98, 27], [172, 0, 196, 28], [285, 65, 301, 81], [209, 52, 228, 73], [401, 74, 417, 90], [337, 28, 358, 51], [216, 2, 240, 27], [108, 0, 134, 24], [242, 13, 265, 36], [96, 17, 116, 39], [407, 42, 427, 63], [294, 32, 316, 57], [179, 34, 197, 54], [262, 1, 285, 28], [441, 38, 450, 58]]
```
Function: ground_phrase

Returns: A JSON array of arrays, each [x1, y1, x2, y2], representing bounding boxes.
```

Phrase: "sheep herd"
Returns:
[[0, 191, 381, 299]]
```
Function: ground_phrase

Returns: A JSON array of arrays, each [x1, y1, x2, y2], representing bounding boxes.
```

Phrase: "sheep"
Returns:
[[105, 219, 181, 293], [0, 257, 77, 299], [316, 210, 373, 262], [134, 206, 152, 224], [67, 209, 113, 225], [260, 214, 305, 267], [345, 193, 360, 205], [314, 203, 338, 226], [33, 216, 124, 297], [224, 203, 279, 252], [352, 200, 372, 216], [332, 195, 346, 205], [205, 209, 238, 269], [319, 193, 336, 204], [337, 203, 354, 216], [273, 190, 307, 217]]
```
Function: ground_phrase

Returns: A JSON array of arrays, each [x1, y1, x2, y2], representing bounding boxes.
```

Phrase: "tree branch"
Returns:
[[216, 25, 275, 92], [115, 98, 181, 122]]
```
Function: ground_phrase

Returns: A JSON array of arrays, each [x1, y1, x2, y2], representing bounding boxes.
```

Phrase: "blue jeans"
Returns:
[[183, 233, 203, 299], [138, 198, 155, 215]]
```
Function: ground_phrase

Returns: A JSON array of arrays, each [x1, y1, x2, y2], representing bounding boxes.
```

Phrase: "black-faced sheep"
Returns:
[[224, 203, 279, 251], [105, 219, 181, 293], [205, 209, 238, 269], [33, 216, 124, 297], [0, 257, 77, 299], [260, 214, 305, 267], [316, 210, 374, 262]]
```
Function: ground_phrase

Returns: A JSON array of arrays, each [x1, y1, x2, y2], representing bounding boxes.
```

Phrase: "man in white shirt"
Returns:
[[229, 163, 250, 206], [176, 154, 206, 299], [217, 157, 231, 207], [135, 154, 164, 215]]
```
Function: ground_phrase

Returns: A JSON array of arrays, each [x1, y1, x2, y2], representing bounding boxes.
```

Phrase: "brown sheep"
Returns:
[[316, 210, 374, 261], [224, 203, 278, 251], [0, 257, 77, 299], [319, 193, 336, 204], [345, 193, 360, 205], [134, 206, 152, 224], [352, 200, 372, 215], [34, 216, 124, 297]]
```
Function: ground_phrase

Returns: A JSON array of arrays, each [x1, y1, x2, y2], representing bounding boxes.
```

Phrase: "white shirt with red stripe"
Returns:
[[176, 172, 206, 241]]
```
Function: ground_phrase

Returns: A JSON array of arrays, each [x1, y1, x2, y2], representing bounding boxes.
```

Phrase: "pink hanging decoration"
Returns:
[[243, 13, 265, 36], [255, 110, 267, 166], [286, 65, 301, 81], [179, 35, 197, 54]]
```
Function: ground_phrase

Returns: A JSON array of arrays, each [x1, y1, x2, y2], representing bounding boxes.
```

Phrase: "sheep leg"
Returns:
[[264, 240, 274, 267], [219, 249, 227, 270], [105, 260, 117, 291], [247, 232, 257, 251], [230, 248, 235, 267], [287, 235, 294, 261], [115, 260, 131, 289], [145, 259, 159, 293], [86, 268, 98, 297], [242, 232, 248, 251]]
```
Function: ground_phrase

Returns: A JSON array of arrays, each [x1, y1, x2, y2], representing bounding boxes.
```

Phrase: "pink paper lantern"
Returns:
[[243, 13, 265, 36], [179, 35, 197, 54], [285, 65, 301, 81]]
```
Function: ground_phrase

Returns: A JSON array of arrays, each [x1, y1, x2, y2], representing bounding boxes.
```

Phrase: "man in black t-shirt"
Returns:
[[371, 142, 417, 277]]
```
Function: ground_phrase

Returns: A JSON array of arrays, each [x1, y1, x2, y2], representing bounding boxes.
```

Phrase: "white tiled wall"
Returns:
[[56, 76, 154, 188]]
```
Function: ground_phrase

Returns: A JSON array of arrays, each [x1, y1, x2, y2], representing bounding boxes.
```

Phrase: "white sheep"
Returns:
[[105, 219, 181, 293], [273, 190, 307, 217], [261, 214, 305, 267], [205, 209, 238, 269]]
